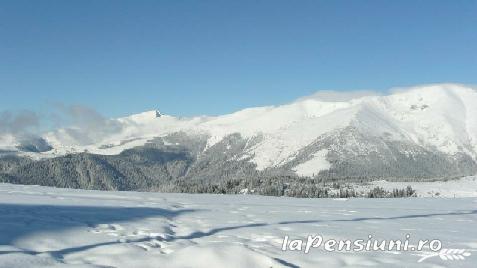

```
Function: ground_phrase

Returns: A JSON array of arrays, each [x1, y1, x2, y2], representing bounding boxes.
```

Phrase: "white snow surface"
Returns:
[[8, 84, 477, 172], [0, 183, 476, 268], [292, 149, 331, 177]]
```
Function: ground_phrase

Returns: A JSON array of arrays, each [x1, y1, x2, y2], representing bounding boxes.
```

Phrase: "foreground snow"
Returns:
[[0, 184, 476, 268]]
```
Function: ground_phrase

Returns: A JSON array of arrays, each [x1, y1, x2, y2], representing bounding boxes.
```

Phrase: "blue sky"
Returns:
[[1, 0, 476, 118]]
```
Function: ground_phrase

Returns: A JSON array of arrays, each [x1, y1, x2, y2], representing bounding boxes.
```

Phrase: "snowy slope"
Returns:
[[3, 83, 477, 178], [354, 84, 477, 156], [0, 183, 476, 268]]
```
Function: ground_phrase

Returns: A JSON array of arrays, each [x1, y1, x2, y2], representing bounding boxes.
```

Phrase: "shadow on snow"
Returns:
[[0, 203, 196, 260], [166, 209, 477, 241], [0, 203, 475, 266]]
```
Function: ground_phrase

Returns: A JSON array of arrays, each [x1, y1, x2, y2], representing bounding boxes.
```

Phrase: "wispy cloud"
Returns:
[[295, 89, 381, 102], [0, 104, 124, 146], [294, 83, 477, 103], [0, 110, 40, 135], [48, 104, 124, 145]]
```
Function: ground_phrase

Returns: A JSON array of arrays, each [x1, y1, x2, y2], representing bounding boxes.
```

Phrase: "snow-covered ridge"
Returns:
[[4, 84, 477, 176]]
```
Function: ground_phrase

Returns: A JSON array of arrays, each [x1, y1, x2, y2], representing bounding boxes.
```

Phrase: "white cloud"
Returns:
[[0, 110, 40, 135], [49, 104, 124, 145], [295, 89, 381, 102]]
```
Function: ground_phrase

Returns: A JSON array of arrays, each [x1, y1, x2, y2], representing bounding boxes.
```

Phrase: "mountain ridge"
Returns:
[[1, 83, 477, 185]]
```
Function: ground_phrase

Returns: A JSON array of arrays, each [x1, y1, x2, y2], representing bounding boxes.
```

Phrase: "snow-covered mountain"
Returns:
[[1, 83, 477, 185]]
